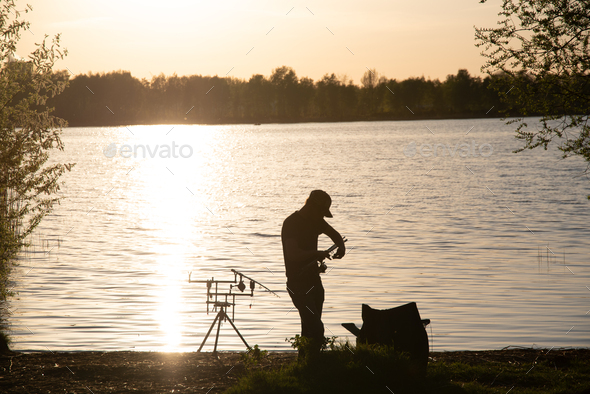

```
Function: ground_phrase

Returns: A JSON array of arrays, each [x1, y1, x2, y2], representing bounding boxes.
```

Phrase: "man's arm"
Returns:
[[283, 238, 331, 264], [323, 224, 346, 259]]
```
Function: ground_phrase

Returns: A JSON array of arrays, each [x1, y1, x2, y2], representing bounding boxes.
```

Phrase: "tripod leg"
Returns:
[[212, 309, 223, 354], [197, 311, 221, 352], [224, 310, 251, 350]]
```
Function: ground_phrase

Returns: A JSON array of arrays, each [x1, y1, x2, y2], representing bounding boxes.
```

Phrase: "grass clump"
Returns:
[[427, 356, 590, 394], [240, 344, 269, 367], [227, 338, 453, 394], [226, 341, 590, 394]]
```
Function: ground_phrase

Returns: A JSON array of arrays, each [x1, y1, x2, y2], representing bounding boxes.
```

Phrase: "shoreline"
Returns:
[[2, 347, 589, 393], [6, 345, 588, 354], [60, 115, 510, 129]]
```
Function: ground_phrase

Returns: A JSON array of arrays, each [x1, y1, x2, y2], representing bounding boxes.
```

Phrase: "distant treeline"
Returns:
[[50, 67, 512, 126]]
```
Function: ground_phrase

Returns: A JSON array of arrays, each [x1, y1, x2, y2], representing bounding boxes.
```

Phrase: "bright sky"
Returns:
[[16, 0, 502, 84]]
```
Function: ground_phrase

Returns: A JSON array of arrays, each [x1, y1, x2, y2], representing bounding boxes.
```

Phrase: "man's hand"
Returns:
[[332, 246, 345, 259]]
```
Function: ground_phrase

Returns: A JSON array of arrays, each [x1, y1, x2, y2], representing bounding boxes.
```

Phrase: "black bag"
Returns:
[[358, 302, 429, 377]]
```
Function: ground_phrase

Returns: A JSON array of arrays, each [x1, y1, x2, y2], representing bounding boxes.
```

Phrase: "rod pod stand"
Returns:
[[189, 269, 279, 355], [196, 300, 250, 355]]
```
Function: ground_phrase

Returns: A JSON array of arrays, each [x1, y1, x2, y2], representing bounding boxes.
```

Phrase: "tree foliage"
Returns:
[[475, 0, 590, 176], [1, 0, 72, 271], [50, 68, 506, 126]]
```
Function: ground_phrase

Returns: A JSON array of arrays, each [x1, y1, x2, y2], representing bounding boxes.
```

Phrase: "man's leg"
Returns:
[[289, 284, 325, 346], [314, 282, 325, 320]]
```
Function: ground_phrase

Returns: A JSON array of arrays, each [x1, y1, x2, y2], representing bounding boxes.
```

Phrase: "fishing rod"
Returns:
[[299, 237, 347, 275], [231, 269, 280, 298], [325, 236, 347, 255], [319, 236, 347, 273]]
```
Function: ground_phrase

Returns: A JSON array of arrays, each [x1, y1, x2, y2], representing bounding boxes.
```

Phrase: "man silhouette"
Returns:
[[281, 190, 346, 353]]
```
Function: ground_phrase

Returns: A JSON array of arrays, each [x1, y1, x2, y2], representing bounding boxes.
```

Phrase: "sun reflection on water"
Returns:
[[154, 261, 183, 351], [123, 125, 221, 351]]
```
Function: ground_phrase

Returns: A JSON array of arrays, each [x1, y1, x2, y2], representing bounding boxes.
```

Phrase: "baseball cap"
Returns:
[[307, 190, 333, 218]]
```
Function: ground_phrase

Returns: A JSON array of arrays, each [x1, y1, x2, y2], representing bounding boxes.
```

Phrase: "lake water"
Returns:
[[7, 118, 590, 352]]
